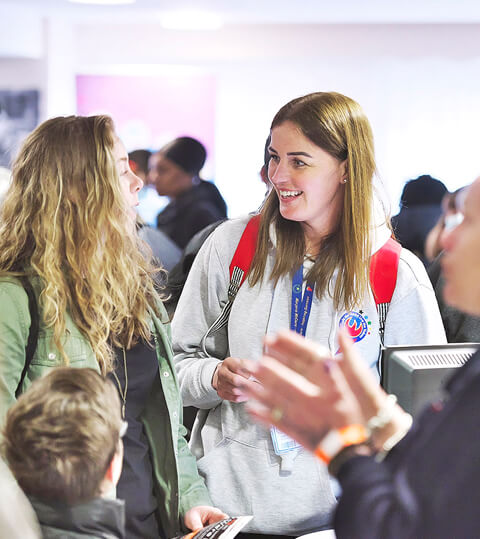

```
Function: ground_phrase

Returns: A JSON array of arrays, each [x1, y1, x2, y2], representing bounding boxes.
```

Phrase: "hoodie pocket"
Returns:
[[195, 437, 335, 535], [196, 437, 254, 520]]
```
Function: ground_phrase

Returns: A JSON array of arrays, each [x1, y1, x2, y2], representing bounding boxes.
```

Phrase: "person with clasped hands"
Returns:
[[173, 91, 446, 537], [242, 177, 480, 538]]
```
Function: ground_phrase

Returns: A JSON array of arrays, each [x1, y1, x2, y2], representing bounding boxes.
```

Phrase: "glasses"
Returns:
[[443, 185, 470, 233], [444, 212, 464, 232], [119, 420, 128, 439], [454, 186, 469, 214]]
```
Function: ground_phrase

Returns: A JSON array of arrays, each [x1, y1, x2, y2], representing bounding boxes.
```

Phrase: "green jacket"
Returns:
[[0, 276, 212, 538]]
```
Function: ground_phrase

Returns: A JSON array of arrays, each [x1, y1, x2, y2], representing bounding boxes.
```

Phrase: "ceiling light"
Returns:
[[68, 0, 136, 5], [160, 11, 223, 31]]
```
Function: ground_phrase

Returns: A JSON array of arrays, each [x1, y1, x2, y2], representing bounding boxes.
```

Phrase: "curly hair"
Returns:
[[250, 92, 375, 310], [2, 367, 123, 505], [0, 115, 161, 373]]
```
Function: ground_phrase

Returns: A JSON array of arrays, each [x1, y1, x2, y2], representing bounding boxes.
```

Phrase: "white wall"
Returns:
[[73, 22, 480, 215], [0, 58, 47, 118], [2, 19, 480, 216], [0, 4, 44, 59]]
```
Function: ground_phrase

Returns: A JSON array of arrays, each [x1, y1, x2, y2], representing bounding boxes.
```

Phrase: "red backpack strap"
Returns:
[[201, 215, 261, 356], [229, 214, 261, 285], [369, 237, 402, 345]]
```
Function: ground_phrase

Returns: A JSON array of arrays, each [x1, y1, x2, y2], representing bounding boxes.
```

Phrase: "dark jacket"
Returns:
[[391, 205, 443, 264], [156, 180, 227, 249], [30, 497, 125, 539], [334, 349, 480, 539]]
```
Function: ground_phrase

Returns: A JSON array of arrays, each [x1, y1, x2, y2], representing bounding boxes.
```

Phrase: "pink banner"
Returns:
[[76, 73, 216, 165]]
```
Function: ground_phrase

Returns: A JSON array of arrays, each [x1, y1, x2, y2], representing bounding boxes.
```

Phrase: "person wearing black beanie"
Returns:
[[151, 136, 227, 249], [391, 174, 447, 265]]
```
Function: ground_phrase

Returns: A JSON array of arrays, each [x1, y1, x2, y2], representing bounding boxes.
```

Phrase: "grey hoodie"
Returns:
[[173, 216, 447, 535]]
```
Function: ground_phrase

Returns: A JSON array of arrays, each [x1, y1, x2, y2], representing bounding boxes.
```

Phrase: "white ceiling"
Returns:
[[2, 0, 480, 24]]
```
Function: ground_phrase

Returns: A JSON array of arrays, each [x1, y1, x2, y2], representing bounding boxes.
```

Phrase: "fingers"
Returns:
[[223, 356, 252, 377], [245, 356, 320, 406], [337, 328, 386, 419], [244, 331, 367, 443], [205, 507, 228, 525], [263, 330, 332, 376], [246, 400, 319, 450], [184, 506, 228, 530], [214, 357, 257, 402], [184, 508, 203, 531], [242, 356, 331, 449], [337, 327, 365, 375]]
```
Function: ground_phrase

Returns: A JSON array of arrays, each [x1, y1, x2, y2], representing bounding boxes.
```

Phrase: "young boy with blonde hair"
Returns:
[[2, 367, 126, 538]]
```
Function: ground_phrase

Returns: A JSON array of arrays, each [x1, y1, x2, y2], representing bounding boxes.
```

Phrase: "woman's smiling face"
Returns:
[[268, 121, 346, 241]]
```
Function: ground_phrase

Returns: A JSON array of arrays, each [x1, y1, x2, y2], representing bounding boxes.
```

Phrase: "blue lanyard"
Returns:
[[290, 265, 315, 336]]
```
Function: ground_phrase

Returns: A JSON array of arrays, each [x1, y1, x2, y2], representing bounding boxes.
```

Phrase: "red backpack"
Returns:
[[201, 215, 401, 353]]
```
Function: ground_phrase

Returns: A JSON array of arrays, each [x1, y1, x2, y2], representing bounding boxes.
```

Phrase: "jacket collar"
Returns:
[[444, 348, 480, 396], [30, 497, 125, 539]]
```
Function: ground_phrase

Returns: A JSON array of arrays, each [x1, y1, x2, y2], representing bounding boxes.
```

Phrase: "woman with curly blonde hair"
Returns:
[[0, 115, 225, 539]]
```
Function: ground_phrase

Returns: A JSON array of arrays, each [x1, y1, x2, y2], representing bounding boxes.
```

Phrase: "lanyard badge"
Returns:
[[290, 265, 315, 336], [271, 265, 315, 457]]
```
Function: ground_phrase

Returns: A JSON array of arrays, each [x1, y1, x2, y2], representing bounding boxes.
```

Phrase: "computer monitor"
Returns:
[[381, 343, 479, 416]]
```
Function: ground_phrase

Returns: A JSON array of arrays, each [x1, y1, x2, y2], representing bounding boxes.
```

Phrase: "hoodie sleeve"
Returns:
[[384, 248, 447, 346], [172, 220, 244, 408]]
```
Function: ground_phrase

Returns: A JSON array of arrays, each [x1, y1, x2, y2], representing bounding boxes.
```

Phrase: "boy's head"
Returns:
[[2, 367, 124, 506]]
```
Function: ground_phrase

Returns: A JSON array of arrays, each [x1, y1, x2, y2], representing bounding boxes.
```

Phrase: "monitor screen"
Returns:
[[381, 343, 479, 416]]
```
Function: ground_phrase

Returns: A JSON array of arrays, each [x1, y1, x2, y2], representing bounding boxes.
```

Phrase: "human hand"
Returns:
[[184, 505, 228, 531], [334, 328, 388, 420], [261, 328, 386, 423], [212, 356, 258, 402], [241, 330, 365, 450], [336, 329, 411, 450]]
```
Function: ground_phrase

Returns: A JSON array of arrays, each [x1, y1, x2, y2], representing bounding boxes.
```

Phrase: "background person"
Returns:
[[3, 368, 126, 538], [0, 115, 226, 539], [165, 133, 272, 319], [128, 149, 151, 184], [128, 148, 182, 271], [391, 174, 447, 265], [173, 92, 446, 536], [243, 177, 480, 539], [427, 252, 480, 343], [426, 185, 480, 343], [130, 149, 169, 227], [424, 186, 466, 263], [151, 136, 227, 249]]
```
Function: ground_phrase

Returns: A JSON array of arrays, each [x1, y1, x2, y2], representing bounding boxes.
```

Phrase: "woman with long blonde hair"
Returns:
[[173, 92, 446, 537], [0, 115, 225, 539]]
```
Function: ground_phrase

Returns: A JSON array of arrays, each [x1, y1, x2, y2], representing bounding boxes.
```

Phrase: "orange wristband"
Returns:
[[315, 425, 368, 465]]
